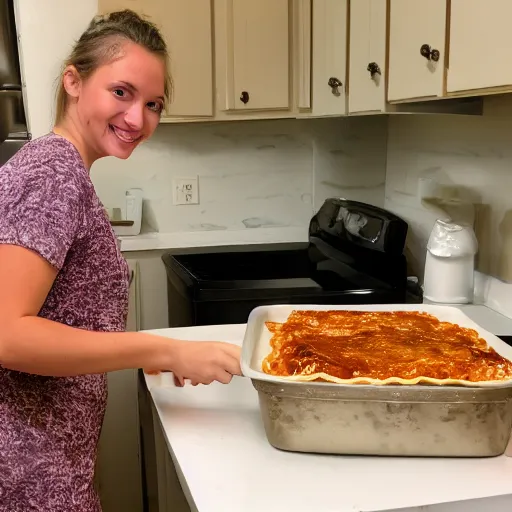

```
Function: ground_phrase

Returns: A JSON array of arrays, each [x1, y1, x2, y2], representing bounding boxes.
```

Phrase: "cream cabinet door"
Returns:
[[98, 0, 213, 118], [311, 0, 348, 116], [216, 0, 290, 112], [388, 0, 446, 102], [348, 0, 387, 114], [448, 0, 512, 94]]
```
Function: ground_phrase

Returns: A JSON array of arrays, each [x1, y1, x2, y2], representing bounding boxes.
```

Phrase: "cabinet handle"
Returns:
[[328, 77, 342, 96], [420, 44, 440, 62], [240, 91, 249, 104], [367, 62, 381, 78]]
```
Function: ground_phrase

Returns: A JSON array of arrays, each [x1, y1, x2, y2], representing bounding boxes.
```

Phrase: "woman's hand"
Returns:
[[145, 340, 242, 386]]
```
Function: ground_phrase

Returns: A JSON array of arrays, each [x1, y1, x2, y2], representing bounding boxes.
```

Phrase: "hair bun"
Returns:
[[85, 10, 152, 37], [89, 13, 110, 28], [103, 9, 147, 25]]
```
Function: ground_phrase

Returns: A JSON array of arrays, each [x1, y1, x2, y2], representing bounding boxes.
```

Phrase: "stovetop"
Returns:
[[496, 335, 512, 347], [164, 198, 414, 305]]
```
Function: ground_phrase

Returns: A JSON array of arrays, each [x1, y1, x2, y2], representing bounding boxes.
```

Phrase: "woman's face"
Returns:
[[69, 41, 166, 161]]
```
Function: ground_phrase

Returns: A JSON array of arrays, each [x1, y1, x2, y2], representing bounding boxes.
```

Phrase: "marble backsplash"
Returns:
[[91, 105, 512, 288], [91, 116, 388, 234], [385, 106, 512, 283]]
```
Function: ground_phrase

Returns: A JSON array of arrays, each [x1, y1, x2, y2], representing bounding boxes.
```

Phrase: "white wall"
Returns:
[[15, 0, 98, 137], [91, 117, 388, 234], [385, 98, 512, 284]]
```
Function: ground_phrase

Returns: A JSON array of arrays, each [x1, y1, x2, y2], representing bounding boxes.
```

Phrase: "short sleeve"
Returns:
[[0, 161, 83, 270]]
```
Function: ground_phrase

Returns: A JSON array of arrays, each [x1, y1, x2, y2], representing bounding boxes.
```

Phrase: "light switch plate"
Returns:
[[172, 176, 199, 205]]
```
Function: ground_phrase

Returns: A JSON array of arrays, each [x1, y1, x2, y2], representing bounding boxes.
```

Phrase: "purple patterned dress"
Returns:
[[0, 133, 130, 511]]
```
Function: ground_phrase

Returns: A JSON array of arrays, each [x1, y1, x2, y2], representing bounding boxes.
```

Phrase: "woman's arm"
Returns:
[[0, 245, 241, 381]]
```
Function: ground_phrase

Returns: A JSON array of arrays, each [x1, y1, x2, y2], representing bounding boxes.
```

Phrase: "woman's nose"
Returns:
[[124, 103, 145, 130]]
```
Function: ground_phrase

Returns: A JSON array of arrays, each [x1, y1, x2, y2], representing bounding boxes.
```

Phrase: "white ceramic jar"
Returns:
[[423, 219, 479, 304]]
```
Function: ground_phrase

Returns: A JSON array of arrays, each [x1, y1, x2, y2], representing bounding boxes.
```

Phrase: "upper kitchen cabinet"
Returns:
[[348, 0, 481, 116], [310, 0, 348, 116], [387, 0, 447, 102], [98, 0, 214, 119], [214, 0, 291, 113], [447, 0, 512, 95], [348, 0, 386, 114]]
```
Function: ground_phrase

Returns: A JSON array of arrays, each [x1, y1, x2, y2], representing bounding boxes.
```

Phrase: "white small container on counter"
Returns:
[[111, 188, 143, 237], [423, 219, 478, 304]]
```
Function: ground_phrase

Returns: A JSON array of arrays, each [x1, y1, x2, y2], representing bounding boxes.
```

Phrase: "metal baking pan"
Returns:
[[241, 304, 512, 457]]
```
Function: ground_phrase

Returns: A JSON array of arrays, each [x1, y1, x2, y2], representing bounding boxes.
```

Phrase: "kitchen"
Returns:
[[5, 0, 512, 511]]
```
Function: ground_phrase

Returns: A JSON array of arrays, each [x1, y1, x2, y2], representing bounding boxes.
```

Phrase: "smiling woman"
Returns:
[[53, 10, 172, 165], [0, 9, 241, 512]]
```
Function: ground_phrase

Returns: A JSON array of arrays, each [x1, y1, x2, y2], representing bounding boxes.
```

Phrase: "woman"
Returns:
[[0, 10, 241, 512]]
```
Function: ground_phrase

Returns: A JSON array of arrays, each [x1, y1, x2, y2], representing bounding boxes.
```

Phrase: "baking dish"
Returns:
[[241, 304, 512, 457]]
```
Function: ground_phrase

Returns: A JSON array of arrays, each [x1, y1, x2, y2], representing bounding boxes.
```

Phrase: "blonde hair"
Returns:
[[54, 9, 172, 124]]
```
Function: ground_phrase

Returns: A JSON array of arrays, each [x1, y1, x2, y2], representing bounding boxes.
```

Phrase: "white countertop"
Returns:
[[144, 305, 512, 512], [441, 303, 512, 335], [119, 227, 308, 252]]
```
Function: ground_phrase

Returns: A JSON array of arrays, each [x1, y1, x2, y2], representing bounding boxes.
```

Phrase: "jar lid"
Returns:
[[427, 218, 478, 258]]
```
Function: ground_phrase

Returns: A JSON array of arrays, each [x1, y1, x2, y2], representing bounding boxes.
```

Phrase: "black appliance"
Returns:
[[497, 336, 512, 347], [0, 0, 30, 164], [162, 198, 410, 327]]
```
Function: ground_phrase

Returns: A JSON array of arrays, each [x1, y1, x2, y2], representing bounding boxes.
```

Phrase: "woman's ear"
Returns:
[[61, 65, 82, 99]]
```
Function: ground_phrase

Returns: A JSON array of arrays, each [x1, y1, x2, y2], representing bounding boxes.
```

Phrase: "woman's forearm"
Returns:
[[0, 316, 174, 376]]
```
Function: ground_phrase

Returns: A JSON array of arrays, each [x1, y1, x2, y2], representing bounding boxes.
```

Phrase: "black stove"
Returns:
[[162, 198, 412, 327], [496, 336, 512, 347]]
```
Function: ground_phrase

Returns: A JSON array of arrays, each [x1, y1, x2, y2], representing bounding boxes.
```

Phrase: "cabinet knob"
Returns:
[[420, 44, 440, 62], [240, 91, 250, 104], [367, 62, 381, 77], [328, 77, 342, 96]]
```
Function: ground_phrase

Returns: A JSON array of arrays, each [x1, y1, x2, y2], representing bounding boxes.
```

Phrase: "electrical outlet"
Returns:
[[172, 176, 199, 205]]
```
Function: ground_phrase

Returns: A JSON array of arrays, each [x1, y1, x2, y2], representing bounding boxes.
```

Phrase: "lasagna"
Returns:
[[261, 310, 512, 385]]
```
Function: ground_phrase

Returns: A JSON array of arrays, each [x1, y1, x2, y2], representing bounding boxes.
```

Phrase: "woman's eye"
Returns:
[[113, 89, 126, 98], [147, 101, 163, 113]]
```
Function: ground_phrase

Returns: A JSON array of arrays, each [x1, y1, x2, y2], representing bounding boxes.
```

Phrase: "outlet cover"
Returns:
[[172, 176, 199, 205]]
